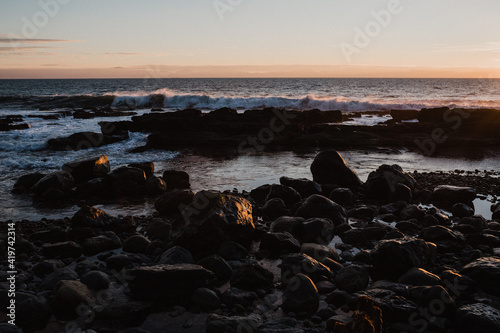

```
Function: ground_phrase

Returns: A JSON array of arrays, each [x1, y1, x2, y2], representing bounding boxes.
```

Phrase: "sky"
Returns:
[[0, 0, 500, 78]]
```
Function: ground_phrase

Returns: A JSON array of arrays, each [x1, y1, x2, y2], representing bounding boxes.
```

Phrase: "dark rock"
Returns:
[[13, 172, 45, 192], [42, 241, 82, 259], [310, 150, 362, 188], [249, 184, 272, 203], [283, 273, 319, 314], [81, 271, 111, 290], [459, 215, 488, 232], [371, 238, 436, 280], [295, 194, 347, 226], [82, 232, 122, 256], [47, 131, 128, 151], [17, 293, 52, 328], [32, 259, 64, 278], [329, 188, 355, 206], [173, 191, 255, 257], [155, 189, 194, 215], [31, 171, 75, 194], [394, 183, 413, 203], [390, 109, 419, 122], [40, 267, 78, 290], [158, 246, 193, 265], [461, 257, 500, 296], [106, 253, 145, 271], [262, 198, 291, 220], [163, 170, 190, 189], [128, 264, 214, 303], [335, 265, 370, 293], [198, 255, 233, 284], [259, 232, 301, 256], [452, 203, 475, 218], [395, 221, 421, 235], [265, 184, 301, 205], [220, 287, 258, 308], [62, 155, 110, 183], [348, 205, 379, 220], [270, 216, 304, 235], [230, 262, 274, 291], [341, 227, 387, 246], [146, 218, 171, 240], [218, 241, 248, 261], [123, 235, 151, 254], [398, 267, 441, 286], [364, 164, 416, 202], [107, 166, 148, 196], [280, 176, 322, 198], [41, 188, 66, 201], [71, 205, 109, 227], [52, 280, 95, 321], [129, 162, 154, 178], [432, 185, 476, 206], [143, 176, 166, 195], [398, 204, 424, 221], [300, 218, 335, 244], [300, 243, 340, 262], [192, 287, 221, 310], [420, 226, 465, 253], [281, 253, 333, 283], [206, 313, 262, 333], [455, 303, 500, 333], [380, 201, 407, 215], [258, 318, 301, 333], [409, 285, 455, 315]]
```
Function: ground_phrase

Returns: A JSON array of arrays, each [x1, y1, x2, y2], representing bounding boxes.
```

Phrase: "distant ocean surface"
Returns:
[[1, 78, 500, 221]]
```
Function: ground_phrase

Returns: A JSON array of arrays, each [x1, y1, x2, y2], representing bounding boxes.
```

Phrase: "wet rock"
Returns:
[[52, 280, 95, 321], [128, 264, 214, 303], [262, 198, 291, 220], [13, 172, 45, 192], [145, 218, 170, 240], [335, 265, 370, 293], [107, 166, 148, 196], [31, 171, 75, 195], [154, 189, 194, 215], [281, 253, 333, 283], [206, 313, 262, 333], [259, 232, 301, 256], [459, 215, 488, 232], [371, 238, 436, 281], [310, 150, 362, 188], [455, 303, 500, 333], [341, 227, 387, 246], [295, 195, 347, 226], [397, 267, 441, 286], [144, 176, 167, 195], [265, 184, 301, 205], [432, 185, 476, 206], [250, 184, 272, 203], [398, 204, 425, 221], [230, 262, 274, 291], [329, 188, 355, 207], [123, 235, 151, 254], [280, 176, 322, 198], [163, 170, 190, 189], [129, 162, 154, 178], [283, 274, 319, 314], [47, 131, 128, 151], [71, 205, 110, 227], [364, 164, 416, 202], [173, 191, 255, 257], [270, 216, 304, 235], [198, 255, 233, 284], [348, 205, 378, 220], [452, 203, 475, 218], [42, 241, 82, 259], [420, 225, 465, 252], [82, 232, 122, 256], [158, 246, 193, 265], [461, 257, 500, 296], [300, 218, 335, 244], [300, 243, 340, 262], [81, 271, 111, 290], [62, 155, 110, 183]]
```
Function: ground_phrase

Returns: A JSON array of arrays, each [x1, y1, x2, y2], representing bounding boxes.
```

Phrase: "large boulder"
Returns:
[[173, 191, 255, 257], [47, 131, 128, 151], [155, 189, 194, 215], [163, 170, 190, 189], [265, 184, 301, 205], [279, 176, 322, 198], [128, 264, 214, 303], [62, 155, 110, 183], [335, 265, 370, 293], [52, 280, 95, 321], [310, 150, 362, 188], [461, 257, 500, 296], [364, 164, 416, 202], [455, 303, 500, 333], [106, 166, 147, 197], [295, 194, 347, 226], [283, 274, 319, 314], [71, 206, 135, 232], [31, 171, 75, 194], [12, 172, 45, 193], [371, 238, 436, 281], [432, 185, 476, 206], [281, 253, 333, 283]]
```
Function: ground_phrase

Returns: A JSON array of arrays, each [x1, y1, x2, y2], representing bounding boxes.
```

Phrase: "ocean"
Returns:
[[1, 78, 500, 221]]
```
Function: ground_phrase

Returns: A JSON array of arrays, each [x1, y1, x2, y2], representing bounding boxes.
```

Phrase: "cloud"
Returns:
[[103, 52, 144, 57], [0, 35, 78, 44], [0, 46, 61, 52], [433, 42, 500, 53]]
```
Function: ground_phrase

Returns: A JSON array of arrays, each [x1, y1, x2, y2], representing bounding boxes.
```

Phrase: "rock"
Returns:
[[128, 264, 214, 303], [265, 184, 301, 205], [41, 188, 66, 201], [144, 176, 167, 195], [123, 235, 151, 254], [250, 184, 272, 203], [191, 288, 221, 310], [163, 170, 190, 189], [295, 194, 347, 226], [158, 246, 193, 265], [206, 313, 262, 333], [262, 198, 291, 220], [281, 253, 333, 283], [259, 232, 301, 256], [81, 271, 111, 290], [329, 296, 383, 333], [371, 238, 436, 281], [417, 107, 450, 123], [300, 243, 340, 262], [335, 265, 370, 293], [280, 176, 322, 198], [455, 303, 500, 333], [218, 241, 248, 261], [364, 164, 416, 202], [62, 155, 110, 183], [198, 255, 233, 284], [106, 253, 145, 271], [299, 218, 335, 244], [42, 241, 82, 259], [155, 189, 194, 215], [230, 262, 274, 291], [221, 288, 259, 310], [16, 293, 52, 328], [394, 183, 413, 203], [72, 205, 109, 227], [47, 131, 128, 150], [329, 188, 355, 207], [432, 185, 476, 206], [459, 215, 488, 232], [173, 191, 255, 257], [398, 204, 425, 221], [348, 205, 379, 220], [129, 162, 154, 178], [13, 172, 45, 192], [40, 267, 78, 290], [398, 267, 441, 286], [82, 232, 122, 256], [461, 257, 500, 296], [32, 259, 64, 278], [341, 227, 387, 246], [146, 218, 171, 240], [270, 216, 304, 235], [395, 221, 421, 235], [0, 324, 23, 333], [31, 171, 75, 194], [310, 150, 362, 188], [258, 318, 301, 333], [283, 274, 319, 314], [452, 203, 475, 218], [52, 280, 95, 321], [390, 109, 419, 122], [409, 285, 455, 315], [107, 166, 148, 196]]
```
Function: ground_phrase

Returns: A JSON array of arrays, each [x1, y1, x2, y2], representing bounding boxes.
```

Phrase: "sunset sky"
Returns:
[[1, 0, 500, 78]]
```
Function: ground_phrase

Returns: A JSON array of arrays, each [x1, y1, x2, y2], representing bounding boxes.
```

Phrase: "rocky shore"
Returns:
[[2, 150, 500, 333]]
